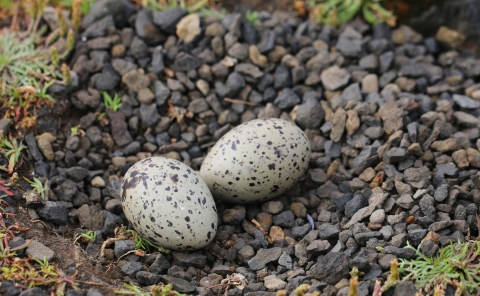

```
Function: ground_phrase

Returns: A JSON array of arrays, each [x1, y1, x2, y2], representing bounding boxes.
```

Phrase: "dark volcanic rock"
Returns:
[[307, 252, 349, 284]]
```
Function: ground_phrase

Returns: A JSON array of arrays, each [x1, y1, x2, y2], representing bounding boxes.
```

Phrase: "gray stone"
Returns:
[[321, 66, 351, 91], [150, 254, 171, 274], [453, 94, 480, 109], [420, 239, 439, 257], [273, 210, 295, 227], [318, 223, 340, 240], [384, 246, 415, 259], [393, 281, 418, 296], [121, 261, 144, 276], [38, 201, 68, 225], [306, 252, 349, 285], [273, 88, 301, 109], [247, 247, 282, 270], [136, 271, 161, 286], [153, 8, 188, 34], [296, 93, 324, 129], [26, 240, 55, 262], [114, 240, 136, 258]]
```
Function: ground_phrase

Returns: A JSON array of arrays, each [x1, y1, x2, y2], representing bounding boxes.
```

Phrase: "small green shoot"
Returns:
[[197, 6, 228, 19], [114, 283, 150, 296], [23, 177, 49, 200], [0, 133, 26, 174], [70, 126, 79, 137], [245, 10, 259, 25], [115, 283, 186, 296], [125, 229, 171, 254], [101, 91, 122, 112], [74, 230, 97, 244], [32, 79, 56, 103]]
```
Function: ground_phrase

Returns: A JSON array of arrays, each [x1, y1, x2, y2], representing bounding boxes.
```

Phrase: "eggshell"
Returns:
[[121, 157, 217, 251], [200, 118, 311, 204]]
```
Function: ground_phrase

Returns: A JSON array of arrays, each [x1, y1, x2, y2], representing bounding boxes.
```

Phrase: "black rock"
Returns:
[[140, 103, 161, 128], [130, 36, 149, 59], [273, 88, 300, 109], [154, 81, 170, 106], [173, 52, 202, 72], [345, 195, 368, 218], [420, 239, 439, 257], [274, 65, 291, 89], [393, 281, 418, 296], [0, 281, 21, 296], [150, 254, 171, 274], [19, 287, 48, 296], [135, 10, 166, 45], [273, 210, 295, 228], [121, 261, 144, 276], [151, 45, 165, 76], [159, 275, 197, 293], [258, 30, 276, 53], [50, 176, 77, 202], [153, 8, 188, 34], [34, 161, 50, 177], [136, 271, 161, 286], [306, 252, 349, 285], [95, 63, 120, 91], [38, 201, 69, 225], [25, 133, 44, 161], [114, 240, 136, 258], [81, 0, 136, 29], [65, 167, 89, 182], [241, 19, 257, 45]]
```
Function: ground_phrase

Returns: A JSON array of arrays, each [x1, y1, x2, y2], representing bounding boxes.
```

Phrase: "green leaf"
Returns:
[[362, 6, 378, 24]]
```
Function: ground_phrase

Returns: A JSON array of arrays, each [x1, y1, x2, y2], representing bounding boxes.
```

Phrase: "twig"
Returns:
[[99, 237, 125, 258], [251, 219, 273, 244], [76, 280, 104, 286], [30, 219, 59, 236], [114, 249, 145, 263], [224, 98, 261, 106]]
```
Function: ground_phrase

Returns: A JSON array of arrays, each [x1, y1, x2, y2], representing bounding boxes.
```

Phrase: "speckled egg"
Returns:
[[121, 157, 217, 251], [200, 118, 311, 204]]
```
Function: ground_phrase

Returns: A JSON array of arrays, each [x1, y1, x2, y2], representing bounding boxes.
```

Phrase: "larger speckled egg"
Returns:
[[200, 118, 311, 204], [121, 157, 217, 251]]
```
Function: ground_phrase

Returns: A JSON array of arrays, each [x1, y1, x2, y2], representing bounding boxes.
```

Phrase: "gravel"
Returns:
[[3, 3, 480, 295]]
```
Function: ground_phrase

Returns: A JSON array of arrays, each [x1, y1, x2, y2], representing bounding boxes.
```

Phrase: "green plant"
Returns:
[[308, 0, 396, 26], [245, 10, 259, 25], [399, 241, 480, 294], [23, 176, 49, 200], [32, 79, 56, 103], [101, 91, 122, 112], [125, 229, 171, 254], [197, 6, 228, 19], [80, 230, 96, 242], [143, 0, 208, 12], [115, 283, 186, 296], [0, 133, 26, 174]]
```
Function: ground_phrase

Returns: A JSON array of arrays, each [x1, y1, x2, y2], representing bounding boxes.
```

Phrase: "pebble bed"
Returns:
[[2, 0, 480, 295]]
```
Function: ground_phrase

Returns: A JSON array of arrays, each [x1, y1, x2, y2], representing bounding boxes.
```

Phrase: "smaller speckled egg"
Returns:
[[121, 157, 217, 251], [200, 118, 311, 204]]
